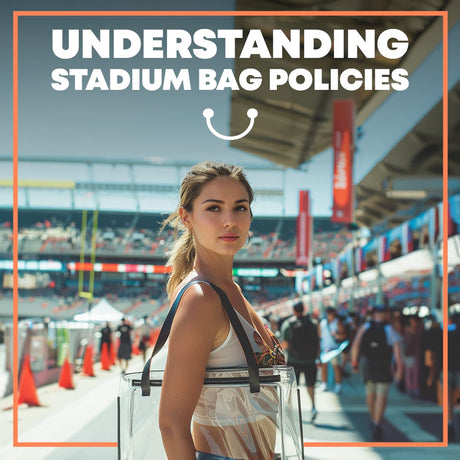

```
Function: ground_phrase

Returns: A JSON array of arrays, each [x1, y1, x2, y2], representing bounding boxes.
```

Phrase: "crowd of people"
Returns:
[[15, 287, 455, 447], [271, 301, 459, 442], [97, 315, 156, 373]]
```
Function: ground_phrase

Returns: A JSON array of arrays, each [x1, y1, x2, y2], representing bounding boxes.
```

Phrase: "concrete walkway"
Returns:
[[0, 358, 458, 459]]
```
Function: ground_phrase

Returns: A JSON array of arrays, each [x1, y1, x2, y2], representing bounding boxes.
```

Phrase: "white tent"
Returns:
[[73, 298, 124, 323]]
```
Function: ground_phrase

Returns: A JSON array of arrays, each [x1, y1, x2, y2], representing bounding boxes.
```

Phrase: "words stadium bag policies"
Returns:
[[118, 281, 304, 460]]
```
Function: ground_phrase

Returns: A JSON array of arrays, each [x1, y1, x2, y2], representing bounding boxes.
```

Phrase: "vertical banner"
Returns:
[[296, 190, 312, 268], [332, 99, 355, 223]]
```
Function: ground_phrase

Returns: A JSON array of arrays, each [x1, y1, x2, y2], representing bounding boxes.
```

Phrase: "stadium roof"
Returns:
[[355, 79, 460, 229], [230, 0, 452, 169]]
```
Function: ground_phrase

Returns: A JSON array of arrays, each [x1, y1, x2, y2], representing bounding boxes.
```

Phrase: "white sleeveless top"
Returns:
[[206, 309, 262, 368]]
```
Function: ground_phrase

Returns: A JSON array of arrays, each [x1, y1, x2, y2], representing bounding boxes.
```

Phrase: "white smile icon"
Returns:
[[202, 108, 258, 141]]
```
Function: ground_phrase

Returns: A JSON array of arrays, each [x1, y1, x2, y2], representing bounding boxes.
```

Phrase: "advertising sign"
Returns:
[[296, 190, 312, 268], [332, 99, 355, 223]]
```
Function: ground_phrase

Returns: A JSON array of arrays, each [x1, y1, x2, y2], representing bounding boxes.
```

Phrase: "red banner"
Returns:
[[332, 100, 355, 223], [296, 190, 312, 268]]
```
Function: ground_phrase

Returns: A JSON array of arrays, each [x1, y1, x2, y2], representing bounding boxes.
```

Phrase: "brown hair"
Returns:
[[162, 161, 254, 298]]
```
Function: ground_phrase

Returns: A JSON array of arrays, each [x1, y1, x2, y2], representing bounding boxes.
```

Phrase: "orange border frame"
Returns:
[[12, 9, 448, 449]]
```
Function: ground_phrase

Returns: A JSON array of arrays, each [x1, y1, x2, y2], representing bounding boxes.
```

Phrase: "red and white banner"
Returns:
[[67, 262, 171, 274], [332, 99, 355, 223], [296, 190, 312, 268]]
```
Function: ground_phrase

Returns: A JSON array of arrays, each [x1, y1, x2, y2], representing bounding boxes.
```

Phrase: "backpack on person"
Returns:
[[360, 320, 394, 383], [360, 321, 392, 363], [288, 315, 319, 361]]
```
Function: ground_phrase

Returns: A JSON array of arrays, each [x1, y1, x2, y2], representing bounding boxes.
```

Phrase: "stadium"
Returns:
[[0, 156, 459, 394], [0, 1, 459, 457]]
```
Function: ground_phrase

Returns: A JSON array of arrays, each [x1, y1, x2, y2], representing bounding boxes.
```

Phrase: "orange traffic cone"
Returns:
[[58, 357, 75, 389], [100, 343, 111, 371], [18, 354, 41, 406], [82, 345, 95, 377]]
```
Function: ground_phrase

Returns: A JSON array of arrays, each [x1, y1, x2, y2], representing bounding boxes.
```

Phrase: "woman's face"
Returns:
[[181, 177, 252, 257]]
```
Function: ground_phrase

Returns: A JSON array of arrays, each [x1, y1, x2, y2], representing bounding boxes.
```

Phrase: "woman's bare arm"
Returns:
[[159, 283, 224, 460]]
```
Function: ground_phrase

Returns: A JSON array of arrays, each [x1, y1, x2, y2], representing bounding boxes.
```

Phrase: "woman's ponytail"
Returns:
[[165, 226, 195, 298]]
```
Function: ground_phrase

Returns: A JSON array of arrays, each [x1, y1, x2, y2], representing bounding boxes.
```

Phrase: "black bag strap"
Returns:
[[141, 280, 260, 396]]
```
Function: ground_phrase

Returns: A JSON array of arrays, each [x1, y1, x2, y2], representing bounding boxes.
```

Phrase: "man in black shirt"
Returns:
[[117, 317, 133, 373], [351, 305, 403, 441], [281, 301, 320, 422]]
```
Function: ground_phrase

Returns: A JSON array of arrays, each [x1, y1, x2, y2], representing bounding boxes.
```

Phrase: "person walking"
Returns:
[[158, 161, 286, 460], [318, 306, 346, 393], [421, 315, 442, 402], [116, 317, 133, 373], [100, 321, 113, 355], [402, 314, 422, 398], [351, 304, 404, 441], [281, 300, 320, 422]]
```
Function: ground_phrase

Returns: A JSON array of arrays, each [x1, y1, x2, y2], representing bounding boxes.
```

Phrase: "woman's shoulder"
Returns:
[[172, 278, 222, 318], [168, 279, 226, 345]]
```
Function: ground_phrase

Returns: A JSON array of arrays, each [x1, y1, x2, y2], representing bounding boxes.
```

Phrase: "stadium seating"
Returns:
[[1, 210, 352, 263]]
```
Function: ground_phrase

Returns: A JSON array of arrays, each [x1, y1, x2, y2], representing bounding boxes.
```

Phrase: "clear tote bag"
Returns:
[[118, 281, 304, 460]]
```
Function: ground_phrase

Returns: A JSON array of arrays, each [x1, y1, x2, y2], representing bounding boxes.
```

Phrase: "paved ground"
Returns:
[[298, 371, 459, 459], [0, 356, 458, 459], [301, 372, 442, 443]]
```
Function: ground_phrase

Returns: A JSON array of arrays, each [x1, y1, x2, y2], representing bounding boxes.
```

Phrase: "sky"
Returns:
[[0, 0, 456, 217]]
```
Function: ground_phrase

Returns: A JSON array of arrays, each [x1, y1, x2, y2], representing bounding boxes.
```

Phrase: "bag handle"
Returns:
[[141, 280, 260, 396]]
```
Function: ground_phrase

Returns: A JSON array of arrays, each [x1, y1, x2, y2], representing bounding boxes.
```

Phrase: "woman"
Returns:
[[159, 161, 285, 460]]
